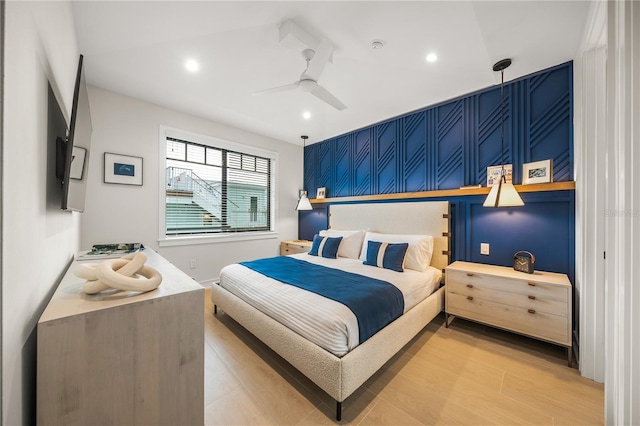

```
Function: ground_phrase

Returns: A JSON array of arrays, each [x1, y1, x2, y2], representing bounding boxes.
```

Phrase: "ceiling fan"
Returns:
[[253, 38, 347, 111]]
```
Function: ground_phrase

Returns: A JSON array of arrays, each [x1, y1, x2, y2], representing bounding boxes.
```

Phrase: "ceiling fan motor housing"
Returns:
[[299, 79, 316, 92]]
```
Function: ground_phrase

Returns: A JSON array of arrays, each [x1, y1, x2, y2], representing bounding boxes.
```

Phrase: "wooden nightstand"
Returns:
[[280, 240, 313, 255], [445, 261, 572, 366]]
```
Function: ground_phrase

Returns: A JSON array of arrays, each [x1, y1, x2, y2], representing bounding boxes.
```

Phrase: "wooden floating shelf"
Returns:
[[310, 181, 575, 204]]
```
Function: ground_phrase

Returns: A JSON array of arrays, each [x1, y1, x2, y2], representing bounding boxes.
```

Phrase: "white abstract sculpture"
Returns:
[[74, 252, 162, 294]]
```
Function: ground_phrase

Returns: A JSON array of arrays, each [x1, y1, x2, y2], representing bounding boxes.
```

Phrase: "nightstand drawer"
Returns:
[[446, 293, 569, 345], [447, 280, 567, 316], [447, 269, 568, 302], [280, 240, 312, 255]]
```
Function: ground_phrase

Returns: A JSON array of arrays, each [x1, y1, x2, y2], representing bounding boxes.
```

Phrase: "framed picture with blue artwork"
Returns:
[[104, 152, 143, 186]]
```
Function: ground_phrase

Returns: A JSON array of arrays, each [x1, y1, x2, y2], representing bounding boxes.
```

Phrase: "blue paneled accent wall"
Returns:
[[300, 62, 575, 283]]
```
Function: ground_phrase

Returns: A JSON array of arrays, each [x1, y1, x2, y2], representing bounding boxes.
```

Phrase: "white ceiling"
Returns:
[[72, 1, 592, 146]]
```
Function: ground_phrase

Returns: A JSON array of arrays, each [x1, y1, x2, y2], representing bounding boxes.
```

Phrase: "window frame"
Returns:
[[158, 125, 278, 247]]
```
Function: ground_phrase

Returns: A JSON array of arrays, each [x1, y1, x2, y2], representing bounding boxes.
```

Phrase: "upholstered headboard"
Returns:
[[329, 201, 451, 273]]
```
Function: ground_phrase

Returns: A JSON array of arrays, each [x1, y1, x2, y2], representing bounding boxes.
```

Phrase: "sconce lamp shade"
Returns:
[[483, 177, 524, 207], [295, 190, 313, 211]]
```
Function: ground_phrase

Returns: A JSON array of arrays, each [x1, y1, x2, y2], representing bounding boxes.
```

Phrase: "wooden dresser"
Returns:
[[37, 249, 204, 425], [445, 261, 572, 366], [280, 240, 312, 255]]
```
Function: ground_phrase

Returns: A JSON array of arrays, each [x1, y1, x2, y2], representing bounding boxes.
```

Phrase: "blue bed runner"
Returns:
[[239, 256, 404, 344]]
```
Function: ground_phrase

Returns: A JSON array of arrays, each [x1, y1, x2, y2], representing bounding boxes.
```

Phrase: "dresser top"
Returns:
[[39, 249, 203, 324], [447, 261, 571, 286]]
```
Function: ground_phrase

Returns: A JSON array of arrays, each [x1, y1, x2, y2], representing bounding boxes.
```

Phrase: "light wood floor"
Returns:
[[203, 290, 603, 425]]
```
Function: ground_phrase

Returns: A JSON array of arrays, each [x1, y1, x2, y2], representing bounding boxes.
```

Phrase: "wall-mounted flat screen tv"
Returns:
[[56, 54, 92, 212]]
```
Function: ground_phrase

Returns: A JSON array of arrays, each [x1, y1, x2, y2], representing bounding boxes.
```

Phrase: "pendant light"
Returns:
[[295, 135, 313, 211], [483, 58, 524, 208]]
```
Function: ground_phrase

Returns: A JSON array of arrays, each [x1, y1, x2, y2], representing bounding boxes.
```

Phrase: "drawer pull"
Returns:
[[466, 284, 473, 288], [528, 282, 536, 286], [466, 273, 474, 277], [528, 309, 536, 314], [467, 296, 474, 301], [528, 295, 536, 300]]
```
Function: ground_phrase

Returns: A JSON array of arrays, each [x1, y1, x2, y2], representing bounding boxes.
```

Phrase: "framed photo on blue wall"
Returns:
[[523, 159, 553, 185], [104, 152, 143, 186], [487, 164, 513, 187]]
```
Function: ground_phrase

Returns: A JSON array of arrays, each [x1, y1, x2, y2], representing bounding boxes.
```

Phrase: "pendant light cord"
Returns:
[[500, 69, 505, 181], [301, 135, 308, 193]]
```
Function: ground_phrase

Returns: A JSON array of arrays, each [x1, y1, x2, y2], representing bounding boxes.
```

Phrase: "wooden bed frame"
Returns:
[[211, 201, 450, 420]]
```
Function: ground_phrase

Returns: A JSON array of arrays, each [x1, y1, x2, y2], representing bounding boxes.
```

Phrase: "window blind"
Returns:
[[165, 137, 271, 235]]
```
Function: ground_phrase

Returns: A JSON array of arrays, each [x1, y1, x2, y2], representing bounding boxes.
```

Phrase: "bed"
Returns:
[[211, 201, 450, 420]]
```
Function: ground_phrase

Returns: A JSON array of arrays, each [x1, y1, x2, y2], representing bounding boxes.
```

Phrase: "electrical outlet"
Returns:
[[189, 259, 197, 269], [480, 243, 490, 255]]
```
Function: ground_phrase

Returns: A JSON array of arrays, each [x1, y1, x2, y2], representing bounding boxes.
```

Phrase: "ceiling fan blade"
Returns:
[[310, 84, 347, 111], [252, 82, 299, 96], [303, 38, 333, 81]]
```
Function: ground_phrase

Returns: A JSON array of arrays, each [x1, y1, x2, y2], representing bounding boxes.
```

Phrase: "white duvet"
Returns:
[[219, 253, 442, 357]]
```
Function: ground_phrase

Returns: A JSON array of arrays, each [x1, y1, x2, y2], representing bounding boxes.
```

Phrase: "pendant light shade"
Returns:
[[483, 176, 524, 207], [484, 58, 524, 208], [295, 190, 313, 211], [296, 135, 313, 211]]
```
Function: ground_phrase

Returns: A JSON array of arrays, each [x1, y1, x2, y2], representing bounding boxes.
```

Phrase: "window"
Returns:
[[250, 197, 258, 222], [162, 132, 274, 239]]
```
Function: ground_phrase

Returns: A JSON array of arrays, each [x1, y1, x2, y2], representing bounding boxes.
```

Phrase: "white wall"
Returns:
[[2, 2, 80, 424], [81, 86, 301, 284]]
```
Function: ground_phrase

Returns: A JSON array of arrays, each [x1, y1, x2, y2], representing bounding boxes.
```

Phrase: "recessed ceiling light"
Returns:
[[185, 59, 199, 72], [302, 111, 311, 120], [426, 53, 438, 63], [371, 40, 385, 50]]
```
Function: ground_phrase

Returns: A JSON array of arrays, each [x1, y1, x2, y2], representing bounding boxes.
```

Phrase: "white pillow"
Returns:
[[319, 229, 365, 259], [359, 232, 434, 272]]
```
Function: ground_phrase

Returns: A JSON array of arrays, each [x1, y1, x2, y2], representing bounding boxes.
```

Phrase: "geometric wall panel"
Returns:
[[353, 129, 373, 196], [435, 100, 465, 189], [304, 61, 573, 197], [402, 112, 428, 192], [475, 85, 511, 186], [375, 121, 398, 194], [333, 135, 352, 197], [301, 61, 574, 281], [303, 142, 317, 196], [317, 137, 334, 191], [522, 65, 573, 182]]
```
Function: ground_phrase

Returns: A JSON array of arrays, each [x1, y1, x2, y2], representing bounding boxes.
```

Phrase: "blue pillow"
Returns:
[[308, 235, 343, 259], [363, 241, 409, 272]]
